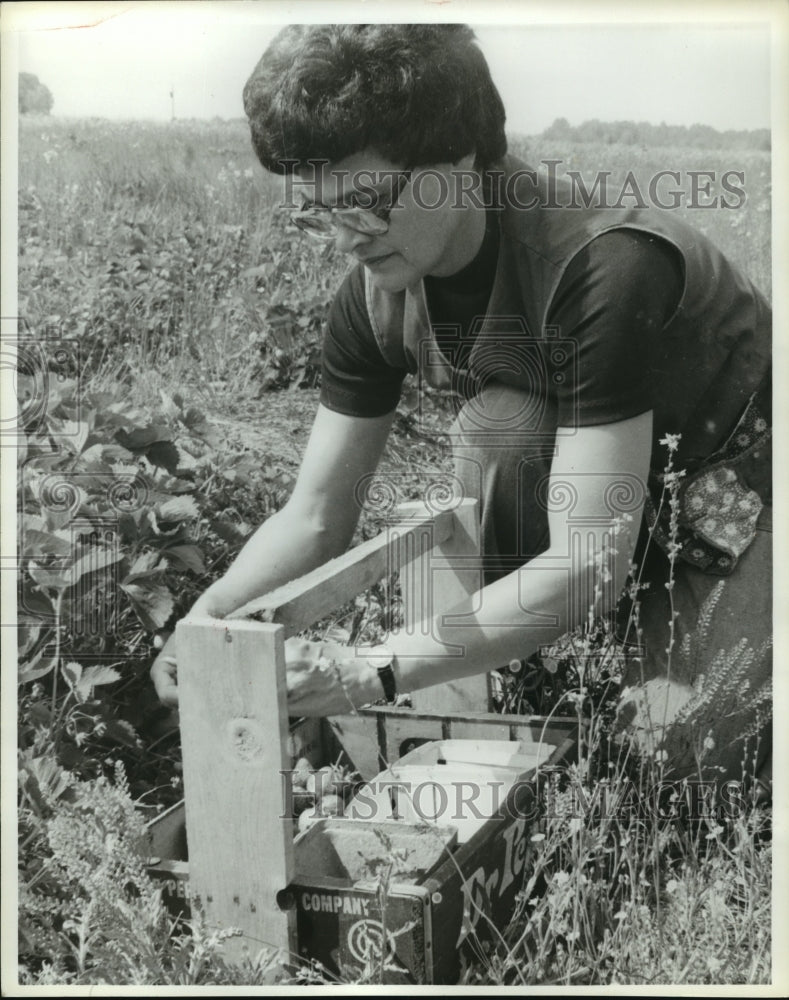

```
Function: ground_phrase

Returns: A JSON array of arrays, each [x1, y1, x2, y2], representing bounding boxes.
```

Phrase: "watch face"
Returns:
[[366, 651, 394, 670]]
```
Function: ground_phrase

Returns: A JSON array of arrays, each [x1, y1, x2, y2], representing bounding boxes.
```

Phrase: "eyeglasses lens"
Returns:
[[291, 171, 410, 240]]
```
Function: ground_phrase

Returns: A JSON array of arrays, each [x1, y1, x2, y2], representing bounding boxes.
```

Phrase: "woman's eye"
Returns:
[[299, 198, 328, 214]]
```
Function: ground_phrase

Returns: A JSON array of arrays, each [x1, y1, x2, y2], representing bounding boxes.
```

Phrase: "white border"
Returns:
[[2, 1, 787, 996]]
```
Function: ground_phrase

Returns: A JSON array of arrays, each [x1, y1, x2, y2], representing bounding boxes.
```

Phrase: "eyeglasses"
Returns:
[[290, 171, 412, 241]]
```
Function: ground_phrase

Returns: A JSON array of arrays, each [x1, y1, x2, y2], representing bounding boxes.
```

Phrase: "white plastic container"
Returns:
[[346, 739, 550, 842]]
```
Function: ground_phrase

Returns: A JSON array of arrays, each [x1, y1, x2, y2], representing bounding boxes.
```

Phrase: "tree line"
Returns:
[[540, 116, 770, 151]]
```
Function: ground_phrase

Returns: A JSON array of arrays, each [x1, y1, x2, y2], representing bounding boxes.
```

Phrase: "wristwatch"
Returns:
[[365, 645, 398, 704]]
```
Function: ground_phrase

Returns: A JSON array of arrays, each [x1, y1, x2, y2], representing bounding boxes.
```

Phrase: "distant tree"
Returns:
[[19, 72, 53, 115], [543, 116, 571, 140]]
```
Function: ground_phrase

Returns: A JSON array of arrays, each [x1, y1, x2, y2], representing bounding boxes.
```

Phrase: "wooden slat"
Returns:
[[145, 799, 187, 862], [451, 720, 513, 742], [227, 507, 453, 635], [398, 500, 491, 713], [176, 617, 295, 967]]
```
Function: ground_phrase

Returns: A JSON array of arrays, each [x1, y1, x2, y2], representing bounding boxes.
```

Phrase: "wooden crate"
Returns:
[[159, 498, 579, 978], [147, 712, 576, 984]]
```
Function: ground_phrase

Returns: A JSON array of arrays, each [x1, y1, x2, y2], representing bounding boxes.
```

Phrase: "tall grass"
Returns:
[[18, 117, 348, 408], [18, 118, 771, 411]]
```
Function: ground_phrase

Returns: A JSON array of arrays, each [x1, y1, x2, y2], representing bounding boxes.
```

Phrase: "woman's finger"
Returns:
[[151, 655, 179, 706]]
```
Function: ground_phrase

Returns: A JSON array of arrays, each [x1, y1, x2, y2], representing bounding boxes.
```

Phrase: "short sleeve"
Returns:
[[548, 229, 684, 427], [320, 265, 408, 417]]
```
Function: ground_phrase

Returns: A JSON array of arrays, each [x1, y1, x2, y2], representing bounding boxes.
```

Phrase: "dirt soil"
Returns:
[[207, 388, 322, 471], [206, 386, 452, 484]]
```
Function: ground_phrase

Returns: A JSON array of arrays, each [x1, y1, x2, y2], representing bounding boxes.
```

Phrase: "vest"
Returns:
[[364, 155, 771, 473]]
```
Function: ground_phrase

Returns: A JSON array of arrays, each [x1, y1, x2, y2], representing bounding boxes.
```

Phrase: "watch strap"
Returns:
[[377, 661, 397, 703], [366, 646, 397, 703]]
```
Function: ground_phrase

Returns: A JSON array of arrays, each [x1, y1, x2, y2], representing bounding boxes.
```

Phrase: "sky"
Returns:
[[3, 1, 776, 133]]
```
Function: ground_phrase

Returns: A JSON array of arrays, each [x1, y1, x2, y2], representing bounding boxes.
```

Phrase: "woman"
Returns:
[[152, 25, 771, 786]]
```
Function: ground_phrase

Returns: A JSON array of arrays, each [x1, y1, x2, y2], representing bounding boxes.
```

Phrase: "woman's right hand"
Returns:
[[151, 638, 179, 707], [150, 589, 232, 707]]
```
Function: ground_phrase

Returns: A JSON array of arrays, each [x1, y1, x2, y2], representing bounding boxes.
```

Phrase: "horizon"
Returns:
[[15, 108, 774, 139]]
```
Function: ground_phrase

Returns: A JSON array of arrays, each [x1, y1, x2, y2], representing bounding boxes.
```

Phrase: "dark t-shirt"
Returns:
[[320, 220, 684, 425]]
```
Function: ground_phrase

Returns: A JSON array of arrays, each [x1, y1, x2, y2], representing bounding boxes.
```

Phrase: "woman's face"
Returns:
[[292, 150, 485, 293]]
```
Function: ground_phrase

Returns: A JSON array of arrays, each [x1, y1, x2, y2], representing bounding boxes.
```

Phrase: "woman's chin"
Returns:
[[365, 259, 412, 293]]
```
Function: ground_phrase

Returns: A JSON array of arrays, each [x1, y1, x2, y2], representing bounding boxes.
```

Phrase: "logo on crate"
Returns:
[[457, 817, 529, 946], [347, 919, 397, 965]]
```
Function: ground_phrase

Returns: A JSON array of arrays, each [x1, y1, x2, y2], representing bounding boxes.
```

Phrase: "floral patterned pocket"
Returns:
[[645, 391, 770, 575], [679, 465, 763, 570]]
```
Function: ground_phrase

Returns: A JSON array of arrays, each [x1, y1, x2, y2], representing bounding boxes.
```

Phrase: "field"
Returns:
[[15, 115, 772, 987]]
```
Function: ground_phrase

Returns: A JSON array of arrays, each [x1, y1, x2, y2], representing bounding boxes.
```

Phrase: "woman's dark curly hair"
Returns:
[[243, 24, 507, 173]]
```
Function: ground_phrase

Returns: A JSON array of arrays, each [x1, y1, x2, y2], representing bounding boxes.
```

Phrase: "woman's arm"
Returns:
[[191, 404, 397, 617], [387, 409, 654, 691], [151, 403, 395, 704]]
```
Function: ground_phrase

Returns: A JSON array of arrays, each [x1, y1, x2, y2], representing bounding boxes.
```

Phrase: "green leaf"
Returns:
[[67, 546, 125, 587], [117, 511, 142, 545], [22, 528, 74, 558], [20, 581, 55, 619], [60, 420, 90, 456], [79, 443, 110, 467], [115, 424, 172, 451], [18, 623, 42, 657], [156, 495, 199, 522], [19, 646, 58, 684], [163, 543, 206, 574], [102, 444, 139, 462], [124, 550, 166, 580], [62, 661, 83, 691], [27, 562, 71, 591], [103, 717, 141, 748], [76, 665, 121, 700], [211, 518, 252, 543], [28, 701, 53, 726], [145, 440, 180, 473], [19, 756, 74, 814], [21, 513, 48, 534], [158, 388, 182, 419], [121, 580, 175, 630], [182, 406, 207, 429]]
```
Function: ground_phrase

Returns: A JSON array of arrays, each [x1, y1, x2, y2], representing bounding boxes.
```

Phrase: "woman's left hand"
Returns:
[[284, 638, 377, 716]]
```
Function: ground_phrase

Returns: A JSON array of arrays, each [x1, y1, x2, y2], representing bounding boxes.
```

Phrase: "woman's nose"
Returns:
[[333, 221, 374, 255]]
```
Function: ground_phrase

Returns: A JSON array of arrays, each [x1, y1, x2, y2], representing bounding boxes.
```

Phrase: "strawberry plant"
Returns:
[[17, 376, 291, 796]]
